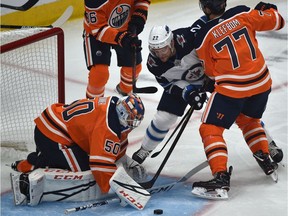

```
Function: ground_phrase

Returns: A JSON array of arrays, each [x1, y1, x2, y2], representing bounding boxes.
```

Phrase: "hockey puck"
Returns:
[[154, 209, 163, 214]]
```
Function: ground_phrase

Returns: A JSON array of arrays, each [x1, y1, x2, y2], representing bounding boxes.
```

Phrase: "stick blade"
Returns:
[[1, 0, 39, 11], [51, 6, 74, 27], [133, 86, 158, 94]]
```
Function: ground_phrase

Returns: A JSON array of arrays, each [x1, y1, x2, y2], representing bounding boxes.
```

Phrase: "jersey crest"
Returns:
[[109, 4, 130, 28], [175, 34, 186, 48]]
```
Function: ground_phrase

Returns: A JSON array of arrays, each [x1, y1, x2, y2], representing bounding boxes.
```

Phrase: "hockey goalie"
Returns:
[[10, 94, 150, 210]]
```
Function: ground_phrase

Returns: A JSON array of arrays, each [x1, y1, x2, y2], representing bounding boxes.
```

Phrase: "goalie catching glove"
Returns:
[[182, 84, 207, 110]]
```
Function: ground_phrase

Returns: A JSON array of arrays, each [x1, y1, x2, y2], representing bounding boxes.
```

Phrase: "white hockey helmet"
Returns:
[[116, 93, 145, 129], [148, 25, 173, 50]]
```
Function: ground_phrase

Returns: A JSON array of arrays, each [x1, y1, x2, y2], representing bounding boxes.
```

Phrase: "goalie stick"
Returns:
[[140, 106, 195, 189], [1, 6, 73, 29], [64, 160, 208, 214], [1, 0, 38, 11]]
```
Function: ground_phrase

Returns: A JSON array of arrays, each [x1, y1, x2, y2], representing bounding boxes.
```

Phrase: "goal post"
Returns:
[[1, 27, 65, 153]]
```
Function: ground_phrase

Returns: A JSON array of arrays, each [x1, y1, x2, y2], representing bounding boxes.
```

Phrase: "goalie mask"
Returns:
[[148, 25, 174, 61], [116, 93, 145, 129]]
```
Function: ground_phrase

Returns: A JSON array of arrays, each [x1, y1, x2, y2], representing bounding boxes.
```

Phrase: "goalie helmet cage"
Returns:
[[1, 27, 65, 153]]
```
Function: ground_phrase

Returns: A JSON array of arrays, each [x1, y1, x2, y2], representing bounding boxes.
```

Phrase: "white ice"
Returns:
[[1, 0, 287, 215]]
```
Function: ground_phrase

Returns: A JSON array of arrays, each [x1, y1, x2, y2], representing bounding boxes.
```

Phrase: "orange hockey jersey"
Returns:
[[194, 6, 285, 98], [34, 96, 131, 193], [84, 0, 150, 44]]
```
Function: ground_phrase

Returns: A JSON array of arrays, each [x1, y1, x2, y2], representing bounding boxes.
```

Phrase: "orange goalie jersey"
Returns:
[[84, 0, 150, 44], [34, 96, 131, 193], [194, 6, 285, 98]]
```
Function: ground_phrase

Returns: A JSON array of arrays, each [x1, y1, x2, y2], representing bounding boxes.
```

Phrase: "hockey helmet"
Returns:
[[148, 25, 173, 50], [116, 93, 145, 129], [199, 0, 227, 15]]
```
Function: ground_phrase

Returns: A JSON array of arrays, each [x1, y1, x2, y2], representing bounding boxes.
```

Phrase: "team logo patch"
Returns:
[[176, 34, 186, 48], [96, 50, 102, 56], [109, 4, 130, 28]]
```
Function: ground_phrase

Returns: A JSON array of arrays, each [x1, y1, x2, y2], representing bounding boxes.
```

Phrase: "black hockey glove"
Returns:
[[115, 31, 142, 51], [182, 85, 207, 110], [128, 9, 147, 35], [254, 2, 277, 11]]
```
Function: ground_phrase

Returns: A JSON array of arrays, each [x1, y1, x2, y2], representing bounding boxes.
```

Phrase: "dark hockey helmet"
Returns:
[[116, 93, 145, 129], [199, 0, 227, 15]]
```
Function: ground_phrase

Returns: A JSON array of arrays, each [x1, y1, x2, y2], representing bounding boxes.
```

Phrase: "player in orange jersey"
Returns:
[[191, 0, 285, 199], [83, 0, 150, 98], [11, 94, 145, 195]]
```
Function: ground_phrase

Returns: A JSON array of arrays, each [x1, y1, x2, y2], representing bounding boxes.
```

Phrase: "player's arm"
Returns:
[[250, 3, 285, 31], [128, 0, 150, 35]]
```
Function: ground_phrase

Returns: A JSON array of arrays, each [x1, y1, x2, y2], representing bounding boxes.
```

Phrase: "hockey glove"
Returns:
[[115, 31, 142, 51], [128, 9, 147, 35], [182, 85, 207, 110], [254, 2, 277, 11]]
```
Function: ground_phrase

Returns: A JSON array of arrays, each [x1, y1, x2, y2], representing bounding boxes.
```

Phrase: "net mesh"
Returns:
[[1, 28, 61, 153]]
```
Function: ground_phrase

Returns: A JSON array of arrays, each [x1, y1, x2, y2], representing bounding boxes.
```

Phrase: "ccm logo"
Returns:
[[54, 175, 84, 180], [119, 190, 143, 209]]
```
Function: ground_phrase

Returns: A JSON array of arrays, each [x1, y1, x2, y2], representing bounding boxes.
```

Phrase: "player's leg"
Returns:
[[132, 92, 188, 164], [12, 126, 90, 173], [83, 32, 111, 98], [192, 92, 243, 198], [237, 89, 278, 175], [261, 121, 283, 163], [114, 44, 142, 95]]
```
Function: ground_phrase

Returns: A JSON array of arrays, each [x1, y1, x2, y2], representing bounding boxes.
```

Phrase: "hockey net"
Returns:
[[1, 27, 65, 156]]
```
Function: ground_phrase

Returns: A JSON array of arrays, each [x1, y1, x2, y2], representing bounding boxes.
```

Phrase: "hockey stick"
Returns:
[[1, 0, 38, 11], [64, 160, 208, 214], [1, 6, 73, 29], [140, 106, 195, 189], [148, 160, 208, 194], [131, 46, 158, 94], [151, 107, 192, 158]]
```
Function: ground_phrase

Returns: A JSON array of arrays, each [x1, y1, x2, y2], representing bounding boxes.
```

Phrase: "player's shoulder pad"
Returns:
[[85, 0, 108, 9], [223, 5, 251, 19]]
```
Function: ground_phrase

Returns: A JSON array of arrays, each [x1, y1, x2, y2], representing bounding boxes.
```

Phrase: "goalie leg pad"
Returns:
[[109, 166, 151, 210], [10, 173, 28, 205]]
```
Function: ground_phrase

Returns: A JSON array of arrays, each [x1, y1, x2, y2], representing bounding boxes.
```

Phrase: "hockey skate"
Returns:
[[268, 141, 283, 164], [10, 173, 29, 205], [253, 150, 278, 182], [132, 147, 152, 164], [191, 166, 233, 200]]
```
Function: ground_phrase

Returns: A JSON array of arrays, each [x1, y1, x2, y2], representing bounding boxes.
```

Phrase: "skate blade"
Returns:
[[10, 173, 27, 205], [191, 187, 228, 200], [270, 170, 278, 183]]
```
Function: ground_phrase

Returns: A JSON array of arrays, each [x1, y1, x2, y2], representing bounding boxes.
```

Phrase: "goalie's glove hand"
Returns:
[[128, 9, 147, 35], [254, 1, 277, 11], [115, 31, 142, 52], [182, 85, 207, 110], [126, 161, 148, 183]]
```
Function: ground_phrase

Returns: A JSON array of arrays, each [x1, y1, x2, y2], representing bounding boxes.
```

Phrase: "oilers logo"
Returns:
[[109, 4, 130, 28]]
